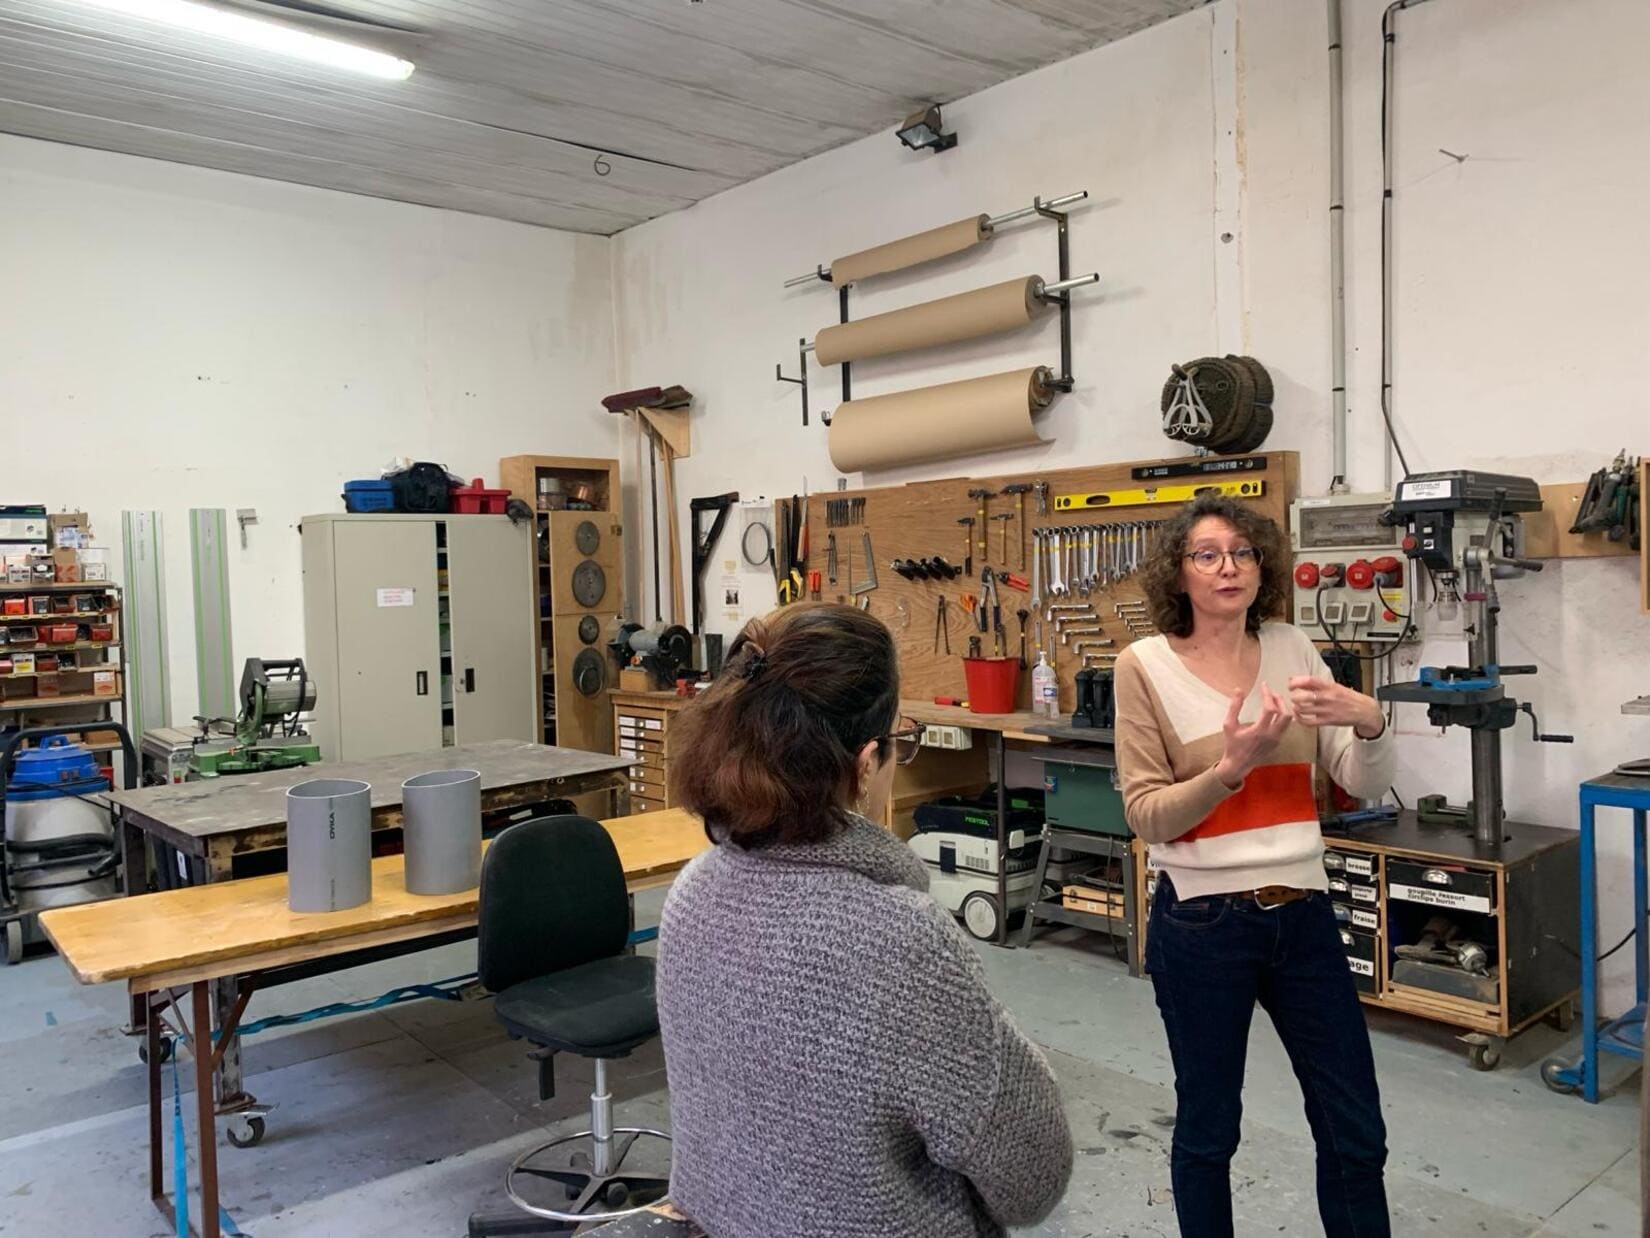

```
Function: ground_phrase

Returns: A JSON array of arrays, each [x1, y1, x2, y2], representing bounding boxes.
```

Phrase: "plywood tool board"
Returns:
[[804, 452, 1299, 712]]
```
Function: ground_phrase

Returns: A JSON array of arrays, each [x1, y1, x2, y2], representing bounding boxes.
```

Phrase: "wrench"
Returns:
[[1049, 529, 1067, 597], [1029, 529, 1042, 612]]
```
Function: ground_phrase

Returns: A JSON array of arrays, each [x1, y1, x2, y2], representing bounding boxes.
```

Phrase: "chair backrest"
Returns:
[[477, 815, 631, 993]]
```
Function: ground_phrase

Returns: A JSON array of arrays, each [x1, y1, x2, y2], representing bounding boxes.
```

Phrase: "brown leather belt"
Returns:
[[1247, 885, 1310, 909]]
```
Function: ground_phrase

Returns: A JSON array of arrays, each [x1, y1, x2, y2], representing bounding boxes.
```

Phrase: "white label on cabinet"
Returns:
[[1350, 907, 1379, 931], [1344, 854, 1374, 877], [1347, 957, 1375, 977], [377, 587, 416, 608], [1350, 885, 1378, 905], [1390, 884, 1492, 914]]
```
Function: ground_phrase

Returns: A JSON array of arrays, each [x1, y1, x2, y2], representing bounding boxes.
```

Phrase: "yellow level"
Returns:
[[1054, 478, 1265, 511]]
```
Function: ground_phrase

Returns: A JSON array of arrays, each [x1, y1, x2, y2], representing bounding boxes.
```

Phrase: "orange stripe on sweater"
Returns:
[[1184, 763, 1318, 842]]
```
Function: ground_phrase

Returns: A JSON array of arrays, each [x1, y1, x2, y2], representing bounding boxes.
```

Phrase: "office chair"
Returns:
[[467, 816, 671, 1237]]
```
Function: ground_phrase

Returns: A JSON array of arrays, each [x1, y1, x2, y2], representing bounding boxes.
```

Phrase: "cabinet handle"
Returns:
[[416, 671, 428, 696], [464, 667, 476, 693]]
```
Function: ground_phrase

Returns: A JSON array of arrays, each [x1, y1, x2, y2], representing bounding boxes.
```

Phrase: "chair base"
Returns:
[[468, 1127, 671, 1235]]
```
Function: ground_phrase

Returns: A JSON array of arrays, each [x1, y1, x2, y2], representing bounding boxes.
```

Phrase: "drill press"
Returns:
[[1378, 471, 1573, 848]]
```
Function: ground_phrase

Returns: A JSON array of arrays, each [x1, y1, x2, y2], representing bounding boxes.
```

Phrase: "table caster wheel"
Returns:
[[226, 1115, 266, 1148], [960, 892, 1001, 941], [138, 1036, 175, 1066], [1541, 1058, 1581, 1095], [4, 920, 22, 965], [1467, 1041, 1501, 1072], [604, 1182, 630, 1208]]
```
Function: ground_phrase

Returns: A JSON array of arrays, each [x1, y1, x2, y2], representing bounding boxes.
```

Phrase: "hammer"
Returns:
[[967, 489, 995, 564], [1002, 483, 1032, 569], [957, 517, 975, 577]]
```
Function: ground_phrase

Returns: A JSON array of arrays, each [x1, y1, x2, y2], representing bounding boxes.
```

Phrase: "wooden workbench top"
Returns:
[[107, 740, 633, 840], [901, 700, 1050, 742], [41, 808, 706, 990]]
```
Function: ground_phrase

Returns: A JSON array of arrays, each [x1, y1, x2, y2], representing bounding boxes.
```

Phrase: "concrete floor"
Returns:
[[0, 894, 1638, 1237]]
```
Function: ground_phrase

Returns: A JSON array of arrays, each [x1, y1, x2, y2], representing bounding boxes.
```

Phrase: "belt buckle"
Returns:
[[1253, 885, 1294, 911]]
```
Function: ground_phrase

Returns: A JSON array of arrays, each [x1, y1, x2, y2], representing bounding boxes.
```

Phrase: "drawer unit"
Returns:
[[611, 689, 691, 814], [1339, 925, 1379, 994], [1388, 859, 1496, 915], [1327, 869, 1379, 908]]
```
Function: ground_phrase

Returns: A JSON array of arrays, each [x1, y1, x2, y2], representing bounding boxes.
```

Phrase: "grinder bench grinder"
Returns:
[[1379, 471, 1572, 848]]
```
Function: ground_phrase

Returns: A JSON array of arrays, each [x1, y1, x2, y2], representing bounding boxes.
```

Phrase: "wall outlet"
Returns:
[[919, 724, 972, 751]]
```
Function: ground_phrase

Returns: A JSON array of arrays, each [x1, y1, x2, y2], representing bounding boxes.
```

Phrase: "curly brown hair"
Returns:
[[667, 604, 900, 850], [1137, 495, 1290, 637]]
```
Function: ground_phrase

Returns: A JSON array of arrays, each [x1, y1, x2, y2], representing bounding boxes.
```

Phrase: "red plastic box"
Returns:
[[451, 478, 510, 515]]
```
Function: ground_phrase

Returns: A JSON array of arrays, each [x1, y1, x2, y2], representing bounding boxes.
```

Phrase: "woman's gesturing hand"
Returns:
[[1214, 684, 1294, 789], [1288, 676, 1386, 739]]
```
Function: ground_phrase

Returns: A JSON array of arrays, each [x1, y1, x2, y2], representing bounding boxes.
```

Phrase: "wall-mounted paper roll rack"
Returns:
[[775, 190, 1099, 427]]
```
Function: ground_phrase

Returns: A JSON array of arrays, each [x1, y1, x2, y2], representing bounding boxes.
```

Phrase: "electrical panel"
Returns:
[[1290, 494, 1413, 644]]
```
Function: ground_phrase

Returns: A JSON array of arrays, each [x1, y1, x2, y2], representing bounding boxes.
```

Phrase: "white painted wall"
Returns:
[[0, 134, 618, 723], [612, 0, 1650, 1007]]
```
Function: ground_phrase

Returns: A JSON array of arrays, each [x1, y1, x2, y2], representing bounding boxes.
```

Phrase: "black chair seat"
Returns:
[[494, 953, 658, 1058]]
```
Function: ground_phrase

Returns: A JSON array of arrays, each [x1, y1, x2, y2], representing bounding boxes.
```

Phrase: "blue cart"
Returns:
[[1543, 772, 1650, 1101]]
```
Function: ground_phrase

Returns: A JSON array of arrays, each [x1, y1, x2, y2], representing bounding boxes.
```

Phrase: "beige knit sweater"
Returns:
[[1114, 622, 1395, 899]]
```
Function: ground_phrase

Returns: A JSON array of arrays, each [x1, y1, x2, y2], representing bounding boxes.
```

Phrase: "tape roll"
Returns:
[[827, 366, 1056, 474], [814, 276, 1046, 367], [830, 215, 991, 287]]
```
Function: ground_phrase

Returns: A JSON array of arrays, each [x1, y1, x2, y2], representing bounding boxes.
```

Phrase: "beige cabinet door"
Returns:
[[331, 520, 443, 759], [446, 517, 537, 744]]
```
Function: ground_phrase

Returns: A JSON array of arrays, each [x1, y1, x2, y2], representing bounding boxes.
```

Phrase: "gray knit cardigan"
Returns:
[[656, 814, 1073, 1237]]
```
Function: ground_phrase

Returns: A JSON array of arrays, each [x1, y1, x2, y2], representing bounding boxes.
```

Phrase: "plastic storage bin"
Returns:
[[342, 479, 397, 513], [451, 478, 510, 514]]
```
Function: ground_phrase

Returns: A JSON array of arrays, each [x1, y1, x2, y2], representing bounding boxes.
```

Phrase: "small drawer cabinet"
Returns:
[[1323, 812, 1580, 1070], [611, 690, 691, 814]]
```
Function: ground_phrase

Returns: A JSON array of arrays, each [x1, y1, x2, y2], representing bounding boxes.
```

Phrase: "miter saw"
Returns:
[[142, 658, 321, 782], [1378, 472, 1573, 847]]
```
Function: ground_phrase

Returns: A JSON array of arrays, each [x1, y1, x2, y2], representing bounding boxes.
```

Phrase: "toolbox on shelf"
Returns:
[[342, 479, 397, 513]]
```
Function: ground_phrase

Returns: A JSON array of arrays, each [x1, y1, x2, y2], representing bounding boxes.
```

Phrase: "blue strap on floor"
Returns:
[[217, 928, 659, 1040], [219, 1205, 251, 1236], [171, 1055, 188, 1238]]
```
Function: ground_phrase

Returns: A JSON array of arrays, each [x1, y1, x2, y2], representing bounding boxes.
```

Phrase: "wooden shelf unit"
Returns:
[[0, 582, 127, 750], [499, 456, 624, 755]]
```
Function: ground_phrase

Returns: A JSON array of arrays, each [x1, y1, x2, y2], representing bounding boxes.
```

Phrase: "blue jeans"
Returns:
[[1147, 876, 1390, 1238]]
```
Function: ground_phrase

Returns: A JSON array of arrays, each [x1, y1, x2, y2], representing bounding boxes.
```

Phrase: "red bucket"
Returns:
[[962, 657, 1021, 714]]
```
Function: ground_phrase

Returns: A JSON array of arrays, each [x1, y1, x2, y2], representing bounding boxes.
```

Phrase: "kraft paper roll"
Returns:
[[830, 215, 991, 287], [814, 276, 1046, 367], [828, 366, 1055, 474]]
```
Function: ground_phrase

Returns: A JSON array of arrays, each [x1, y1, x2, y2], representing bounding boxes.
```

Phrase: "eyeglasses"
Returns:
[[883, 717, 924, 766], [1185, 547, 1263, 574]]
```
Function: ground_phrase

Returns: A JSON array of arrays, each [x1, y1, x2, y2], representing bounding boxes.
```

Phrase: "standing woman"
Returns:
[[1114, 495, 1395, 1238], [657, 603, 1073, 1238]]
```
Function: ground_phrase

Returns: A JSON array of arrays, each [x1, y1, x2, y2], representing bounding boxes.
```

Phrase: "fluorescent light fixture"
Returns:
[[73, 0, 415, 79]]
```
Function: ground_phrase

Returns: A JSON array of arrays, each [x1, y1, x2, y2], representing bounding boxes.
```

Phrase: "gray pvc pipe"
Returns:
[[401, 769, 482, 896], [286, 778, 372, 913]]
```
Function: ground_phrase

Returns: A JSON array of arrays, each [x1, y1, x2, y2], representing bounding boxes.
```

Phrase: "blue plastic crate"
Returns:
[[342, 479, 396, 513]]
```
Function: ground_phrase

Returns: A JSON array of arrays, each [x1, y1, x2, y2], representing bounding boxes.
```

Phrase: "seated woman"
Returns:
[[656, 603, 1073, 1237]]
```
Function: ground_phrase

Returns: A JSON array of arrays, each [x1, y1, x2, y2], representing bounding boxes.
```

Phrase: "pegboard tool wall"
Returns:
[[805, 451, 1299, 712]]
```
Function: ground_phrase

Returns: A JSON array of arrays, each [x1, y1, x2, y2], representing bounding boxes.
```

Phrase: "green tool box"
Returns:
[[1040, 756, 1129, 837]]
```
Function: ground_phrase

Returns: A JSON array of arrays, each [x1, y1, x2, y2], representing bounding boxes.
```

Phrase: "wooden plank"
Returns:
[[106, 740, 630, 842], [1523, 482, 1639, 560], [812, 452, 1298, 714], [42, 808, 706, 987]]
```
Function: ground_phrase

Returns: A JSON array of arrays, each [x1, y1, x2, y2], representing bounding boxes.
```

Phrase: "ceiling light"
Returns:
[[896, 105, 957, 154], [70, 0, 415, 80]]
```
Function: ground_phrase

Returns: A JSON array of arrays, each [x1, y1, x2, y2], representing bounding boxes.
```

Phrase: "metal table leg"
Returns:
[[1635, 809, 1648, 1014], [1580, 789, 1599, 1103], [994, 733, 1009, 947]]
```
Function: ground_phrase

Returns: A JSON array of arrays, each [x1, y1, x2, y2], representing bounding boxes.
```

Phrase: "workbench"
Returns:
[[1544, 772, 1650, 1101], [106, 740, 635, 1128], [40, 807, 707, 1238]]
